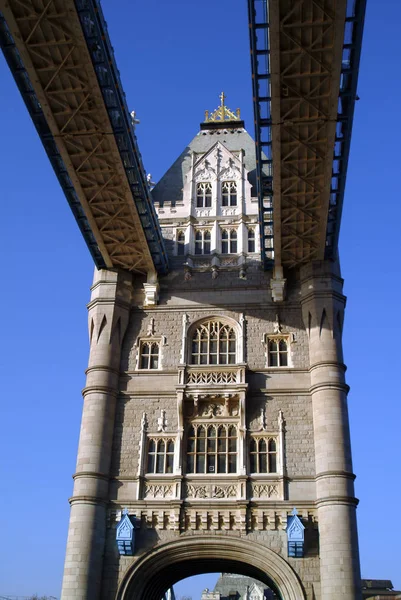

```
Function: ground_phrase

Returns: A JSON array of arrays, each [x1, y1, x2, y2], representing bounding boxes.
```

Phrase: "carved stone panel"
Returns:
[[184, 482, 238, 499]]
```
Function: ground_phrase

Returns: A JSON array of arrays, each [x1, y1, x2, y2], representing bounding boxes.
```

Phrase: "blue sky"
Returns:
[[1, 0, 400, 598]]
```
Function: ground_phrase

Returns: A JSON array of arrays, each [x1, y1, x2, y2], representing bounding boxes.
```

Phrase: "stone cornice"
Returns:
[[309, 381, 350, 394], [69, 495, 108, 506], [315, 495, 359, 508], [73, 471, 110, 481], [85, 365, 120, 376], [309, 360, 347, 373], [316, 470, 356, 481], [82, 385, 119, 396]]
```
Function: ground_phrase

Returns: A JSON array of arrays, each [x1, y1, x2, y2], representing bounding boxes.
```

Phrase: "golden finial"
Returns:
[[204, 93, 241, 122]]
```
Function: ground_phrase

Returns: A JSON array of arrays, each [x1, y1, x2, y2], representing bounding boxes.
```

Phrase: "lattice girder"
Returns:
[[1, 0, 165, 274], [268, 0, 347, 268]]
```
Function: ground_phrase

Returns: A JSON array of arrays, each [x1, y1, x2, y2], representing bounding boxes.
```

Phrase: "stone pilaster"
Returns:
[[61, 268, 132, 600], [300, 260, 361, 600]]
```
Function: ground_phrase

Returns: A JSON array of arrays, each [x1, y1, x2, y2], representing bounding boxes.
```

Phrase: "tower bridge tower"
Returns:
[[61, 98, 361, 600]]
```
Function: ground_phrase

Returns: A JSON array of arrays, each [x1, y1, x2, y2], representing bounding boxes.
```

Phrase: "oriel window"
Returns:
[[191, 321, 236, 365], [186, 424, 237, 474]]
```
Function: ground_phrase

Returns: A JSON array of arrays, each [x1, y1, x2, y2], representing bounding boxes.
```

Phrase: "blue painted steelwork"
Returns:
[[74, 0, 168, 274], [247, 0, 274, 270], [325, 0, 367, 259], [0, 13, 106, 269]]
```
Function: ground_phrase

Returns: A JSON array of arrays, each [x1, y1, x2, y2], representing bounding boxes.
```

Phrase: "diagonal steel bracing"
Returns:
[[248, 0, 366, 269], [0, 0, 168, 274]]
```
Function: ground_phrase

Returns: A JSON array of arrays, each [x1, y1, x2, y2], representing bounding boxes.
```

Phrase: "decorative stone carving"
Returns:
[[143, 272, 159, 307], [212, 484, 237, 498], [196, 208, 211, 217], [252, 483, 279, 498], [147, 317, 155, 336], [273, 313, 282, 333], [185, 483, 238, 499], [187, 369, 238, 385], [220, 257, 237, 266], [194, 161, 215, 181], [200, 402, 224, 417], [186, 484, 208, 498], [221, 207, 237, 217], [270, 266, 286, 303], [157, 409, 167, 432], [144, 484, 174, 499]]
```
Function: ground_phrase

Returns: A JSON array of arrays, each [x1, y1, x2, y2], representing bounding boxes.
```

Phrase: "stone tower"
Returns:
[[61, 97, 361, 600]]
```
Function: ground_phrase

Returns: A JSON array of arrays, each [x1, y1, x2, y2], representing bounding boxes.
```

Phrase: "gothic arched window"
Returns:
[[186, 424, 237, 474], [195, 229, 211, 255], [140, 341, 160, 369], [221, 229, 237, 254], [247, 227, 256, 253], [268, 338, 288, 367], [177, 230, 185, 255], [250, 437, 277, 473], [147, 438, 174, 473], [222, 181, 237, 206], [196, 182, 212, 208], [191, 321, 236, 365]]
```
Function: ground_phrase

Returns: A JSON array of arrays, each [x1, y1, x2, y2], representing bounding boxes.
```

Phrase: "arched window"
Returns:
[[147, 438, 174, 473], [268, 338, 288, 367], [196, 182, 212, 208], [222, 181, 237, 206], [221, 229, 237, 254], [191, 321, 236, 365], [186, 424, 237, 474], [250, 437, 278, 473], [140, 342, 160, 369], [177, 230, 185, 255], [195, 229, 211, 255], [247, 227, 256, 253]]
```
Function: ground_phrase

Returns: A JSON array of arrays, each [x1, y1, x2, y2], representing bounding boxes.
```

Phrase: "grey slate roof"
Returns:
[[212, 573, 277, 599], [152, 127, 258, 206]]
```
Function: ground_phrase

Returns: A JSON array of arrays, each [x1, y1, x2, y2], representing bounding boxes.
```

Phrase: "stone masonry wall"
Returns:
[[103, 268, 319, 599]]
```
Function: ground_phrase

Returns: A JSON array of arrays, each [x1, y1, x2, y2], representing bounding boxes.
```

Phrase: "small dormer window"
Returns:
[[222, 181, 237, 206], [221, 228, 237, 254], [196, 182, 212, 208]]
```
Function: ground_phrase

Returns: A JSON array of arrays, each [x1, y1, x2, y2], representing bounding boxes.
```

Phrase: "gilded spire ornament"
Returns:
[[204, 92, 241, 122]]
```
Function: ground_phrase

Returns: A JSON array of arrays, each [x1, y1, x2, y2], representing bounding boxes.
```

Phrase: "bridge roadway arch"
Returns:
[[117, 535, 306, 600]]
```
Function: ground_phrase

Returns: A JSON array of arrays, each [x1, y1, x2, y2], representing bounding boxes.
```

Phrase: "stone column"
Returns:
[[61, 268, 132, 600], [300, 260, 361, 600]]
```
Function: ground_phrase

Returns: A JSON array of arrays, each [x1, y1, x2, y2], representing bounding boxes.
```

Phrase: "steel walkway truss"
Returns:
[[0, 0, 168, 275], [249, 0, 366, 269]]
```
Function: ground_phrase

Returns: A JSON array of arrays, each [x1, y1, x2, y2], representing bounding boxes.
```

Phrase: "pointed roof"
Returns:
[[152, 127, 258, 205]]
